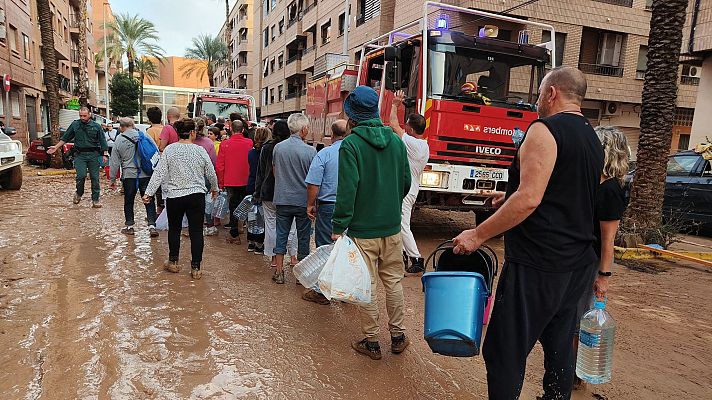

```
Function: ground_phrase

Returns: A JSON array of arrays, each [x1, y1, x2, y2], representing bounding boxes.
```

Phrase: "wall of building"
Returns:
[[144, 56, 210, 89], [690, 57, 712, 147]]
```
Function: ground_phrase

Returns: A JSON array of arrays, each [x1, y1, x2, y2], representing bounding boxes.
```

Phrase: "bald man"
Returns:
[[302, 119, 348, 305], [453, 67, 604, 399], [159, 107, 181, 151]]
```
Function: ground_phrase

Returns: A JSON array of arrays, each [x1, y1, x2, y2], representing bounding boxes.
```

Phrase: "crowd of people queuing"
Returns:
[[58, 66, 630, 398]]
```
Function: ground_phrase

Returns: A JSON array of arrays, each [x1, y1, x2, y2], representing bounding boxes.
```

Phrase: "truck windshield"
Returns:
[[428, 45, 543, 109], [199, 101, 250, 120]]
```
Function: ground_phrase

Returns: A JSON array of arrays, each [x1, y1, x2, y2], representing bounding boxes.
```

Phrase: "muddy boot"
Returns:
[[73, 193, 82, 204], [352, 339, 382, 360], [391, 333, 411, 354], [164, 260, 180, 273], [191, 264, 202, 280], [121, 226, 135, 236], [302, 289, 330, 305], [149, 226, 159, 238], [274, 271, 285, 284], [406, 257, 425, 273], [92, 200, 102, 208]]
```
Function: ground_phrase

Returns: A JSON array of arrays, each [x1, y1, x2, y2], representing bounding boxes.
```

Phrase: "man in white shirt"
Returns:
[[389, 90, 430, 273]]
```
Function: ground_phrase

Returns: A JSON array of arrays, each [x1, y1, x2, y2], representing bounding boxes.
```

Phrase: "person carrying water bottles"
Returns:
[[453, 67, 603, 399]]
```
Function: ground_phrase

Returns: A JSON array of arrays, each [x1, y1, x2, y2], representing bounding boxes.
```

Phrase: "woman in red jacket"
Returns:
[[216, 119, 254, 243]]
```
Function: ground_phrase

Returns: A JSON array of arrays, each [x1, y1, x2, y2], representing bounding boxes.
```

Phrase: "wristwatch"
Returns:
[[598, 271, 612, 277]]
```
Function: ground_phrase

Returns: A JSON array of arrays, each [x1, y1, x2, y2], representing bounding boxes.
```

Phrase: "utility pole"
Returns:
[[103, 1, 110, 117]]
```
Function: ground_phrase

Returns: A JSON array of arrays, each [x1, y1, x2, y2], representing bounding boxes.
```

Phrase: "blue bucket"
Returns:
[[422, 271, 489, 357]]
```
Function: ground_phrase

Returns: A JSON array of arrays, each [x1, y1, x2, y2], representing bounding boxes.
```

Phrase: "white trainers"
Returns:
[[204, 226, 218, 236]]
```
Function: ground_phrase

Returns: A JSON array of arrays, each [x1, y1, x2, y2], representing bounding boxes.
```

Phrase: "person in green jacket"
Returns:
[[331, 85, 411, 360], [48, 107, 109, 207]]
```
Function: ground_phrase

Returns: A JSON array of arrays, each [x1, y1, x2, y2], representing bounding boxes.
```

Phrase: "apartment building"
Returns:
[[143, 56, 211, 89], [214, 0, 255, 94], [91, 0, 116, 116], [683, 0, 712, 147], [252, 0, 393, 119]]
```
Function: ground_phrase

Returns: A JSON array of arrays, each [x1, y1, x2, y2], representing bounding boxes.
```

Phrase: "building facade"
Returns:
[[144, 56, 211, 89], [683, 0, 712, 148], [214, 0, 254, 95]]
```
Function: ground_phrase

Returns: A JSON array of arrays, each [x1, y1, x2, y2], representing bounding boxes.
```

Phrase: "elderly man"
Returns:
[[108, 117, 159, 237], [331, 86, 411, 360], [301, 119, 347, 304], [159, 107, 181, 151], [47, 107, 108, 208], [271, 113, 316, 284], [453, 67, 604, 399]]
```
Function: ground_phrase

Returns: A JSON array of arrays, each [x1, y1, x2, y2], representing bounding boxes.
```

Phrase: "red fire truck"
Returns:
[[189, 87, 257, 122], [305, 2, 556, 221]]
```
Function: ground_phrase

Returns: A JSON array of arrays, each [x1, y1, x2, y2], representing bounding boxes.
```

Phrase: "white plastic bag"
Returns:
[[155, 207, 189, 231], [294, 244, 335, 289], [211, 191, 229, 219], [318, 236, 371, 305]]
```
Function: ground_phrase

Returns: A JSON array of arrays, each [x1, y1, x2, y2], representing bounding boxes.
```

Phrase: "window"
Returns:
[[263, 28, 269, 48], [339, 13, 345, 36], [597, 32, 623, 66], [263, 0, 270, 16], [270, 58, 275, 73], [0, 8, 6, 44], [541, 31, 566, 68], [9, 25, 18, 52], [271, 25, 276, 41], [321, 20, 331, 45], [262, 87, 269, 106], [11, 90, 20, 117], [278, 85, 283, 101], [678, 134, 691, 151], [22, 34, 30, 60], [270, 88, 275, 104], [263, 58, 268, 77], [645, 0, 653, 10], [636, 46, 648, 79], [357, 0, 380, 26], [667, 155, 700, 176], [279, 18, 284, 35], [278, 52, 284, 69], [271, 0, 277, 10]]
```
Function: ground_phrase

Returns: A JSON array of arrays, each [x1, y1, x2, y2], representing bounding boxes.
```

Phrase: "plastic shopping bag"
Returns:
[[211, 191, 230, 220], [293, 244, 335, 289], [233, 195, 253, 220], [318, 235, 371, 305], [155, 207, 189, 231], [246, 204, 265, 235], [204, 192, 215, 215]]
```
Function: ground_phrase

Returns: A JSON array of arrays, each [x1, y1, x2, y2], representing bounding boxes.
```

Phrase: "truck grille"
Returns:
[[432, 136, 517, 167]]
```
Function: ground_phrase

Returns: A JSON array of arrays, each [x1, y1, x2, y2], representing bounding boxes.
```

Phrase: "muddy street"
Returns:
[[1, 174, 711, 399]]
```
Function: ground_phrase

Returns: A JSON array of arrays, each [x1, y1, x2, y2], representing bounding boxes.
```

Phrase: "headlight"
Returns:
[[0, 142, 18, 153], [421, 171, 448, 188]]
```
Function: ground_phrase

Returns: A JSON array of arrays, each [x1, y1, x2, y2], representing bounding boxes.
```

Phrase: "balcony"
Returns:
[[302, 46, 316, 70], [70, 14, 80, 36], [286, 18, 303, 39], [680, 76, 700, 86], [285, 55, 302, 78], [592, 0, 633, 6], [284, 94, 301, 112], [71, 49, 81, 65], [635, 70, 645, 80], [578, 63, 624, 77], [301, 3, 317, 30], [98, 89, 107, 105], [237, 40, 250, 53]]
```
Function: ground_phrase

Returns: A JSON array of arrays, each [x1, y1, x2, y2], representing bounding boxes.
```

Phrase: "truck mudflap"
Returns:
[[417, 163, 507, 210]]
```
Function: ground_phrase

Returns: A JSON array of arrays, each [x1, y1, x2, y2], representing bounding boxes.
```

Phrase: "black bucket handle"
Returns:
[[424, 240, 498, 294]]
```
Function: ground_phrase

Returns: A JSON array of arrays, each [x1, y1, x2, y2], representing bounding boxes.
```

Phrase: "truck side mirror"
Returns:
[[4, 127, 17, 136], [384, 61, 402, 91]]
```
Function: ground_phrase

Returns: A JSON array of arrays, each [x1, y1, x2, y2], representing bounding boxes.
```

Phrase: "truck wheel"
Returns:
[[474, 210, 494, 226], [1, 166, 22, 190]]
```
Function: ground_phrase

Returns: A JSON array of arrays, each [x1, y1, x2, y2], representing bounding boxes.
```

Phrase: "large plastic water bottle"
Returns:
[[576, 298, 616, 384]]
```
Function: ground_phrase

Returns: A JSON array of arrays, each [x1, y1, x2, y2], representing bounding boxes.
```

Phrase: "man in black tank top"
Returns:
[[453, 67, 603, 399]]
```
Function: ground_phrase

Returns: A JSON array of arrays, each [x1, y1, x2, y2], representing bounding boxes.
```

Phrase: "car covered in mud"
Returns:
[[0, 127, 23, 189]]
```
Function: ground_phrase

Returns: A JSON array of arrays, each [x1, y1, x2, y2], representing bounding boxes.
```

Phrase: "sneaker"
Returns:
[[274, 271, 285, 284], [391, 333, 411, 354], [406, 257, 425, 274], [92, 201, 102, 208], [352, 339, 382, 360], [203, 227, 218, 236], [247, 242, 256, 252], [302, 289, 330, 305], [73, 193, 82, 204], [164, 260, 180, 273], [254, 245, 264, 255], [121, 226, 135, 235], [191, 268, 202, 280], [226, 236, 241, 244], [149, 226, 159, 238]]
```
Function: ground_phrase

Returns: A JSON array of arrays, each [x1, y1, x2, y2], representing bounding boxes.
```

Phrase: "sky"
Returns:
[[109, 0, 234, 57]]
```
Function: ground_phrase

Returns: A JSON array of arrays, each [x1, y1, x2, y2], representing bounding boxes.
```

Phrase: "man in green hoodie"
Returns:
[[332, 85, 411, 360]]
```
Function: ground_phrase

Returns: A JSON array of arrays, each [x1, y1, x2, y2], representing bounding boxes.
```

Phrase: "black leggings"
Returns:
[[166, 193, 205, 268]]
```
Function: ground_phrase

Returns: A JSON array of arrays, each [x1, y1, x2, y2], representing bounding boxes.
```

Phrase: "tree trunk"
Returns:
[[624, 0, 689, 240], [139, 72, 144, 124], [209, 72, 215, 88], [225, 0, 233, 88], [127, 51, 135, 79], [37, 0, 63, 168], [77, 0, 89, 108]]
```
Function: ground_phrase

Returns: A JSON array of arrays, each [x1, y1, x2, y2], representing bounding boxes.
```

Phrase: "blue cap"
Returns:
[[593, 297, 607, 310], [344, 86, 380, 122]]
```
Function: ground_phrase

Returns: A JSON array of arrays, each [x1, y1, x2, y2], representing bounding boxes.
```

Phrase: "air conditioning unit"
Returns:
[[686, 66, 701, 78], [602, 101, 621, 117]]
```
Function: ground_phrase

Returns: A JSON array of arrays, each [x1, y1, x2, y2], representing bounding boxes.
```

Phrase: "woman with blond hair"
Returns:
[[573, 125, 629, 390]]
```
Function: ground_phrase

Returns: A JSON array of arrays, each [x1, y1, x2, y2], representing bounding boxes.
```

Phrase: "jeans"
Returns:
[[226, 186, 247, 238], [166, 193, 205, 268], [315, 203, 335, 247], [262, 201, 297, 257], [274, 205, 311, 260], [122, 177, 157, 226], [74, 152, 101, 201]]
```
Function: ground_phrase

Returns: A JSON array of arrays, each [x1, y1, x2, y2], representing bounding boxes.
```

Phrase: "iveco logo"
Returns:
[[476, 146, 502, 155]]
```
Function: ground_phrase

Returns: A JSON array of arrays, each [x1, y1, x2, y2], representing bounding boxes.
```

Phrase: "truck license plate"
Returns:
[[470, 169, 504, 180]]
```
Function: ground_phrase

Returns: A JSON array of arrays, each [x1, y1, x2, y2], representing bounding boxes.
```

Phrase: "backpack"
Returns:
[[125, 131, 160, 175]]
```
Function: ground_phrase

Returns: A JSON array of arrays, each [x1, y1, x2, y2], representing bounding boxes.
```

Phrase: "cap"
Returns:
[[344, 86, 380, 122]]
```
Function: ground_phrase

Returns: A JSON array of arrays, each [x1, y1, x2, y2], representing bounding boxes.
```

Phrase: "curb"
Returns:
[[36, 170, 76, 176], [614, 246, 712, 261]]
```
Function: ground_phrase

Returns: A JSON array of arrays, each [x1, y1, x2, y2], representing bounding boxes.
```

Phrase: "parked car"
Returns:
[[26, 132, 74, 169], [0, 127, 23, 189], [626, 150, 712, 229]]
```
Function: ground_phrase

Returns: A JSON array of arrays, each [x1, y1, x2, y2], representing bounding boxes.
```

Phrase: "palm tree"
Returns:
[[100, 13, 164, 77], [37, 0, 62, 167], [181, 34, 228, 87], [224, 0, 234, 88], [77, 0, 89, 107], [624, 0, 689, 243], [134, 58, 160, 123]]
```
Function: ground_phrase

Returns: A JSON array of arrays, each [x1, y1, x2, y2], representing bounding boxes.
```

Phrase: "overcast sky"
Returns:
[[109, 0, 234, 57]]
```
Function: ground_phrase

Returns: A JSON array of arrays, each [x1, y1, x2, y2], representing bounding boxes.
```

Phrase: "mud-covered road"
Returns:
[[1, 174, 711, 399]]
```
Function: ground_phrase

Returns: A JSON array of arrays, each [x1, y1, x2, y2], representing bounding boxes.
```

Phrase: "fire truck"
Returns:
[[305, 2, 556, 221], [189, 87, 257, 122]]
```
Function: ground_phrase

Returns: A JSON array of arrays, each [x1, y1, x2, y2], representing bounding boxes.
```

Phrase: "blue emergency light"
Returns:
[[436, 15, 449, 30]]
